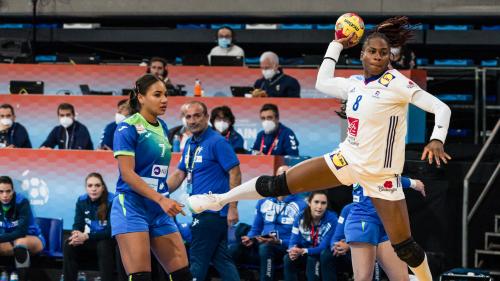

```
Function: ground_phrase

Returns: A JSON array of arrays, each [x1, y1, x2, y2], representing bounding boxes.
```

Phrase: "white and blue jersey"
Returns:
[[111, 113, 177, 237], [246, 195, 307, 246], [289, 210, 338, 256]]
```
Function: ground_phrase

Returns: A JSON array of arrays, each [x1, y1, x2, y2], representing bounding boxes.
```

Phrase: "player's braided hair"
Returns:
[[363, 16, 414, 48]]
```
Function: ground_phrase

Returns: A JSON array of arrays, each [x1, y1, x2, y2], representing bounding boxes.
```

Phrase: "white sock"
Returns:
[[220, 177, 264, 205], [408, 255, 433, 281]]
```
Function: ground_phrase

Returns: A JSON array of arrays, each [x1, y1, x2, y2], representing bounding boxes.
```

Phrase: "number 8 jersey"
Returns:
[[338, 69, 421, 177], [113, 113, 172, 194]]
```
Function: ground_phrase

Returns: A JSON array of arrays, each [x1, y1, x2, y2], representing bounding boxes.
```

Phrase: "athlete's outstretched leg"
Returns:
[[371, 198, 433, 281], [188, 156, 343, 213]]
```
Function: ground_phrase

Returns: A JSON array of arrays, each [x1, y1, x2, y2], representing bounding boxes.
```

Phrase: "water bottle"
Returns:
[[10, 271, 18, 281], [59, 274, 64, 281], [0, 271, 8, 281], [77, 272, 87, 281], [172, 135, 181, 152], [194, 79, 203, 97]]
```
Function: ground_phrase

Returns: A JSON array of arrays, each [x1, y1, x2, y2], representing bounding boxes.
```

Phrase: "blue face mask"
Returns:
[[218, 38, 232, 48]]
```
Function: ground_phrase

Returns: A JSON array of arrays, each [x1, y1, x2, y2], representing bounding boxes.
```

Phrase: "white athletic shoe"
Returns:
[[187, 192, 225, 214]]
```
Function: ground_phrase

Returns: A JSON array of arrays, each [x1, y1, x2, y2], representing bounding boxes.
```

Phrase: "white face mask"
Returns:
[[181, 117, 187, 128], [262, 69, 276, 80], [0, 118, 13, 127], [214, 120, 229, 133], [59, 116, 74, 128], [115, 113, 127, 124], [390, 47, 401, 58], [262, 120, 276, 134]]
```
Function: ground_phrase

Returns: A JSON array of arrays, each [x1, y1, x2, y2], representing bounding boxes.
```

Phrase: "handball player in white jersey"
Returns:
[[187, 16, 451, 281]]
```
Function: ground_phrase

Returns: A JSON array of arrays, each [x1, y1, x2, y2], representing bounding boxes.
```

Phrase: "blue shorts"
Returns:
[[111, 192, 178, 237], [344, 220, 388, 246]]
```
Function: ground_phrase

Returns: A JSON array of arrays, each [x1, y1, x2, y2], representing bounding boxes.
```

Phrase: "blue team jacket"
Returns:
[[289, 210, 338, 255], [99, 121, 117, 150], [252, 123, 299, 156], [73, 193, 114, 240], [253, 68, 301, 98], [0, 193, 41, 243], [246, 195, 307, 246]]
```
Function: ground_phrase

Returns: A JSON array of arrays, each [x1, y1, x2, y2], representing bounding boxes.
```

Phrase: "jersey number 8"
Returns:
[[353, 95, 363, 111]]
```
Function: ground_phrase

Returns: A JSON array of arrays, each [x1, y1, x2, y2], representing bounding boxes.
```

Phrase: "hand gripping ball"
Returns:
[[335, 13, 365, 45]]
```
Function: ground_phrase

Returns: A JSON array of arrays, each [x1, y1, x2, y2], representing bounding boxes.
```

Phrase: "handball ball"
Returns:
[[335, 13, 365, 45]]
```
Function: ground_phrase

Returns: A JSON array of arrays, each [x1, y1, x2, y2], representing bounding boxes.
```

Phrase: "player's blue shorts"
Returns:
[[111, 191, 178, 237], [344, 219, 388, 246]]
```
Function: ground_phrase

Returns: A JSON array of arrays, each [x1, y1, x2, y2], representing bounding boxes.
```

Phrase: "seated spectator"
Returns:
[[253, 51, 300, 98], [63, 172, 115, 281], [284, 191, 337, 281], [230, 166, 307, 281], [0, 176, 44, 281], [208, 26, 245, 63], [167, 103, 192, 152], [40, 103, 93, 150], [0, 104, 31, 148], [252, 104, 299, 156], [147, 57, 180, 94], [320, 203, 354, 281], [99, 99, 131, 150], [210, 105, 246, 153], [390, 46, 416, 69]]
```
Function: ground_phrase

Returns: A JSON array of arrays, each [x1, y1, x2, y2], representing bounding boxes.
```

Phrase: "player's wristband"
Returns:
[[409, 179, 417, 189], [323, 57, 337, 64], [302, 248, 308, 255]]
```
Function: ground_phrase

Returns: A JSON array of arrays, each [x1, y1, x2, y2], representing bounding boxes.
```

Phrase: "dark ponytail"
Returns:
[[129, 74, 164, 114], [363, 16, 414, 49], [301, 190, 328, 230], [85, 172, 109, 222]]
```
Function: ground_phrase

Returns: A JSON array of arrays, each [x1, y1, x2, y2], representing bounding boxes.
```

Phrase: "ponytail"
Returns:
[[363, 16, 414, 49], [129, 74, 164, 115]]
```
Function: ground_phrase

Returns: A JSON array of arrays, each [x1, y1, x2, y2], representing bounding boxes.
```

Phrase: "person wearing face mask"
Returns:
[[167, 103, 192, 152], [209, 105, 245, 153], [207, 26, 245, 64], [252, 103, 299, 156], [99, 99, 132, 150], [63, 173, 117, 281], [389, 46, 416, 70], [40, 103, 93, 150], [0, 104, 32, 148], [253, 51, 301, 98]]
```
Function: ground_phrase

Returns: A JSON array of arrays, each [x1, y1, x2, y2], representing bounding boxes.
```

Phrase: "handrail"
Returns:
[[462, 119, 500, 267]]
